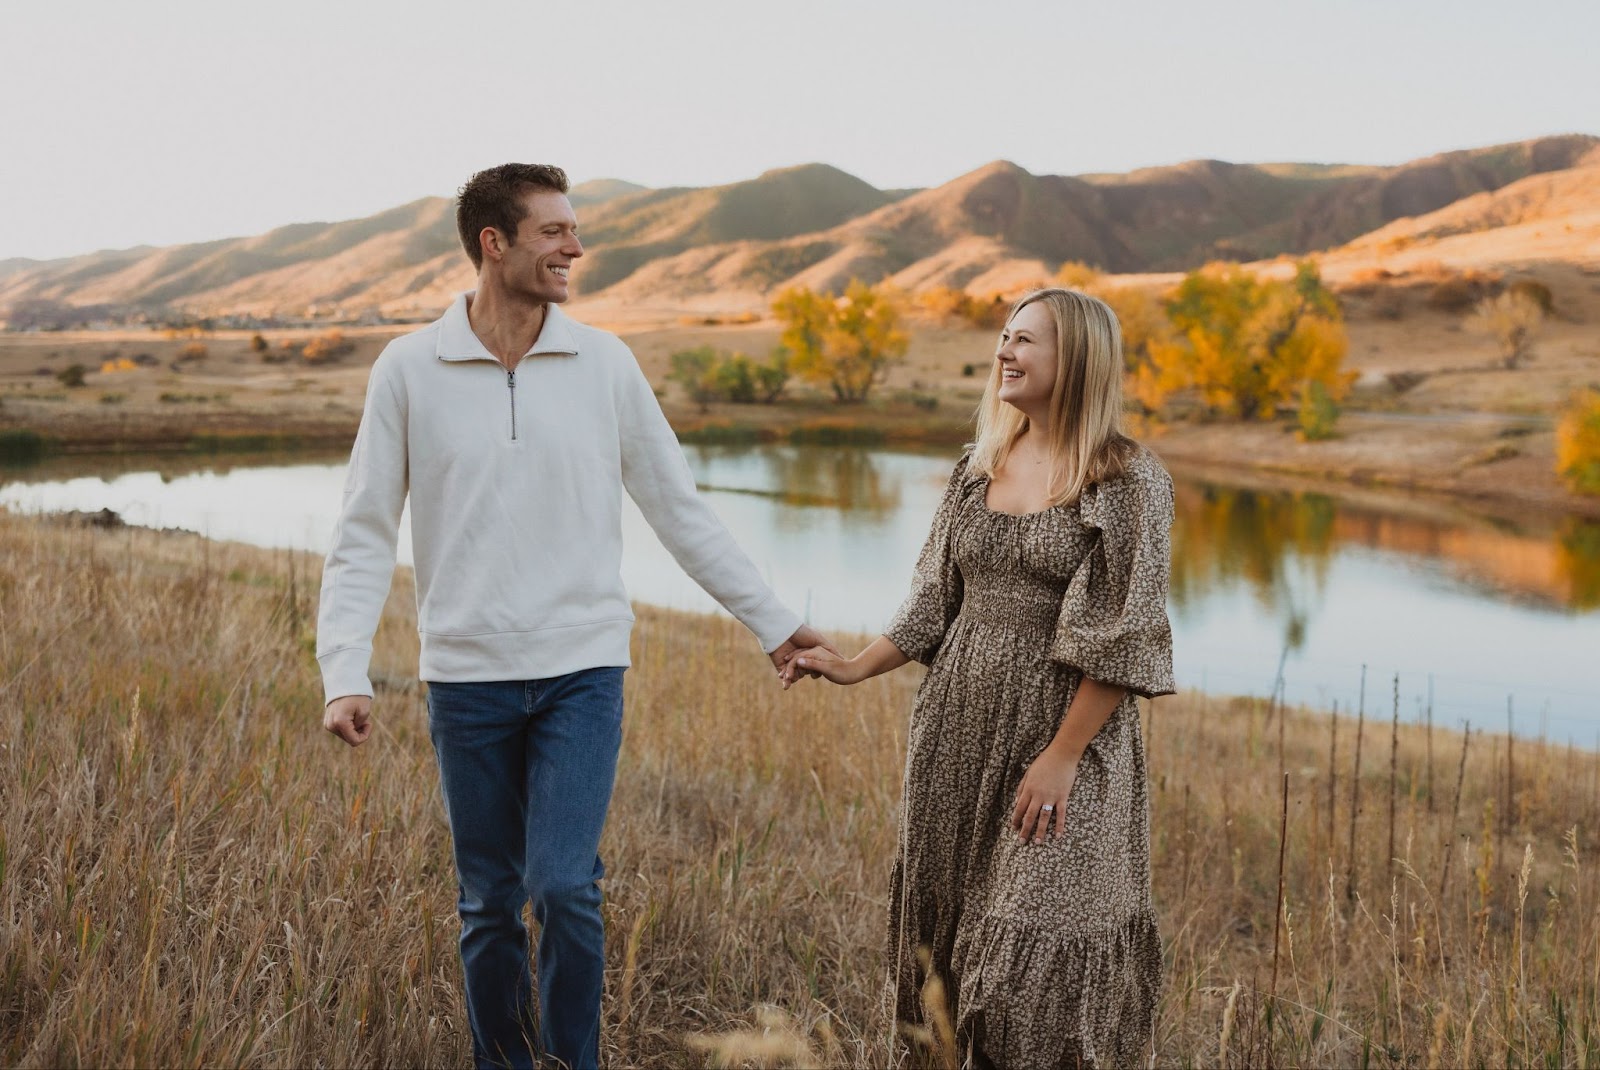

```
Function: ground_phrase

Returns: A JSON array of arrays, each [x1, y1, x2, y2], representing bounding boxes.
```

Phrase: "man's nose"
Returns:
[[567, 235, 585, 258]]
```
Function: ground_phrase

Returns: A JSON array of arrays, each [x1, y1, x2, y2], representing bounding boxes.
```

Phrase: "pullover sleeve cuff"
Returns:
[[318, 647, 376, 706], [743, 597, 805, 654]]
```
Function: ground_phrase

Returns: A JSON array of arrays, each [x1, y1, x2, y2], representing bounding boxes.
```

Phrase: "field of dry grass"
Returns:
[[3, 511, 1599, 1067]]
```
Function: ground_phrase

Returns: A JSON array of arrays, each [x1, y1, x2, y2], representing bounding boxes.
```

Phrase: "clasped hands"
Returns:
[[778, 632, 891, 688], [771, 624, 842, 690]]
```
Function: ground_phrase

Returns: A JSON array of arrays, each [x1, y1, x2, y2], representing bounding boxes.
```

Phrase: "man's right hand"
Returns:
[[324, 695, 374, 747]]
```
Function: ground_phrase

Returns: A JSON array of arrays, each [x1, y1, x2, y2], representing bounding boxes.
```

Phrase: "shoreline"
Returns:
[[5, 400, 1599, 522], [19, 506, 1599, 745]]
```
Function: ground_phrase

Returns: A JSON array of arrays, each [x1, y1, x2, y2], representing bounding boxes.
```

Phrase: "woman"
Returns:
[[791, 288, 1174, 1068]]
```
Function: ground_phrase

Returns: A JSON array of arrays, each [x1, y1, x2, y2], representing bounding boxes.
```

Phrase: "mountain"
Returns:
[[1223, 134, 1600, 258], [570, 163, 911, 294], [1318, 153, 1600, 271], [567, 178, 648, 208], [1343, 154, 1600, 249], [586, 135, 1600, 308], [0, 258, 43, 280], [2, 134, 1595, 322], [0, 197, 460, 316]]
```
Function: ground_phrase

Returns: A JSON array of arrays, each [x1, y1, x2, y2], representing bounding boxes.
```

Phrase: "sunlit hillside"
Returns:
[[2, 135, 1595, 325]]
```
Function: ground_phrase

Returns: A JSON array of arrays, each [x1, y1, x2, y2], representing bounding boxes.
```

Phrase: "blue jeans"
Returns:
[[426, 668, 626, 1070]]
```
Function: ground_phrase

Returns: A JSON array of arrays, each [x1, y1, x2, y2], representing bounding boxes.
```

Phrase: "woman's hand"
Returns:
[[1010, 745, 1081, 843], [791, 647, 867, 685]]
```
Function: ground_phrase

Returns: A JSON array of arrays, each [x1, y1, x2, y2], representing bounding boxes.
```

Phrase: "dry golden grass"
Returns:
[[2, 511, 1598, 1067]]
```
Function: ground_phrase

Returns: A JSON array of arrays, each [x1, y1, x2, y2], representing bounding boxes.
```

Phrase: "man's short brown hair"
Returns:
[[456, 164, 570, 270]]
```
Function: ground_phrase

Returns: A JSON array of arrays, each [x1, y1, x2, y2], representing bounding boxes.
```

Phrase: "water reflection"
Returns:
[[1170, 483, 1339, 658], [1172, 478, 1600, 616], [1560, 519, 1600, 610], [686, 444, 903, 522]]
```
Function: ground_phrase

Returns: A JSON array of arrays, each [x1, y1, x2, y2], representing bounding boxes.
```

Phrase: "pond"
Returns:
[[4, 444, 1598, 741]]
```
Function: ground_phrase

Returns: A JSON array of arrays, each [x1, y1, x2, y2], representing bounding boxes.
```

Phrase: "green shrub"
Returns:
[[1297, 380, 1340, 441], [712, 355, 758, 404], [668, 346, 719, 409], [669, 347, 789, 408], [750, 353, 790, 403], [56, 364, 88, 388]]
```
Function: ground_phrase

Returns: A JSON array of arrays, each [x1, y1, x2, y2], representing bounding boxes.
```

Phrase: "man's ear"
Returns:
[[479, 226, 507, 264]]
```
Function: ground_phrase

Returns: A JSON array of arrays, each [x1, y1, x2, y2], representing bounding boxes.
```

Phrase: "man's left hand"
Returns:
[[770, 624, 839, 688]]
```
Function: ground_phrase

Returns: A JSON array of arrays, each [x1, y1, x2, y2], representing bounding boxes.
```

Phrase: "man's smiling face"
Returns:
[[499, 189, 583, 304]]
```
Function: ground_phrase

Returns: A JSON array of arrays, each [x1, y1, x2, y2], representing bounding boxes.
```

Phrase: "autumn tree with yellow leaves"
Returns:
[[1141, 262, 1352, 423], [1089, 284, 1173, 414], [772, 280, 908, 403]]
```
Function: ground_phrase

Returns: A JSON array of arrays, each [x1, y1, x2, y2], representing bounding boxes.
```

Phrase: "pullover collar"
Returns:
[[435, 291, 580, 363]]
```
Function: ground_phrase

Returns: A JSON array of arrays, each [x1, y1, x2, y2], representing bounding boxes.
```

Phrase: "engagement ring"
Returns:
[[1041, 804, 1054, 812]]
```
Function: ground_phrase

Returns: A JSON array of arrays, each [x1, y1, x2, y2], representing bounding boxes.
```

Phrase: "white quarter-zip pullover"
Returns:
[[315, 293, 801, 703]]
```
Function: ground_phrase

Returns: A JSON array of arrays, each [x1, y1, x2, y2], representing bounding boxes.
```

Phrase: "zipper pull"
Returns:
[[508, 368, 518, 440]]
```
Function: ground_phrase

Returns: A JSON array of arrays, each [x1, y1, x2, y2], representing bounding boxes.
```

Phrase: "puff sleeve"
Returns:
[[1050, 454, 1176, 698], [883, 451, 973, 665]]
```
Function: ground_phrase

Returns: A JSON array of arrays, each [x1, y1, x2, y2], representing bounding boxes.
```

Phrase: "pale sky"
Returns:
[[2, 0, 1594, 261]]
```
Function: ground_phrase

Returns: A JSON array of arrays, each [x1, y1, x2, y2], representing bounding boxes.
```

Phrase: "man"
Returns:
[[317, 163, 831, 1070]]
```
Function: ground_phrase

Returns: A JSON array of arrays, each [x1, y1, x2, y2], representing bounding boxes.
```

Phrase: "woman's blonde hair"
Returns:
[[971, 287, 1134, 505]]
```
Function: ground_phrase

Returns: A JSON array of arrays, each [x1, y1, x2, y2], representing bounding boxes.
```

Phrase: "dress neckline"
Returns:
[[979, 475, 1065, 519]]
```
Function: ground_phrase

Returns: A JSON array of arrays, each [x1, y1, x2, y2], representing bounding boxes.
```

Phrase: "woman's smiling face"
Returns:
[[995, 300, 1059, 415]]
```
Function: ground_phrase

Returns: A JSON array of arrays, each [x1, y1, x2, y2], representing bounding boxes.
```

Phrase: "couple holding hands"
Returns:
[[318, 163, 1174, 1069]]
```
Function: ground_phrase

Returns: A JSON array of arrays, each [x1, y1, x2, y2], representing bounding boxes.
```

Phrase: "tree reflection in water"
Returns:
[[1559, 518, 1600, 610], [757, 446, 902, 526], [1171, 479, 1600, 624], [1170, 483, 1337, 655]]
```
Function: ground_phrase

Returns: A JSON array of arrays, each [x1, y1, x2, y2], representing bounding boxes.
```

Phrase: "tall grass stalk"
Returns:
[[1389, 674, 1400, 891], [1347, 700, 1366, 905]]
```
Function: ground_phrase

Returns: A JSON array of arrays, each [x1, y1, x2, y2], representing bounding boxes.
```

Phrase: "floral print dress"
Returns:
[[881, 445, 1175, 1069]]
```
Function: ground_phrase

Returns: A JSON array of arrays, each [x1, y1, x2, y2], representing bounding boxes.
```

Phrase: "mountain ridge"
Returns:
[[2, 133, 1595, 323]]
